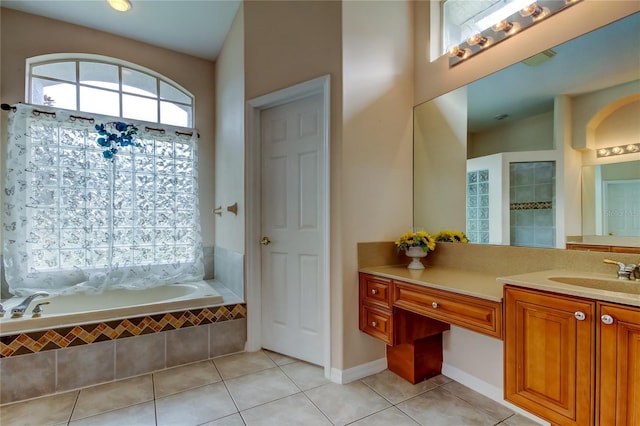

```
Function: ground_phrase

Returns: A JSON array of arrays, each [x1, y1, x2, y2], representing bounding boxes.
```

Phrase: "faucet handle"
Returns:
[[603, 259, 625, 270], [32, 301, 50, 317]]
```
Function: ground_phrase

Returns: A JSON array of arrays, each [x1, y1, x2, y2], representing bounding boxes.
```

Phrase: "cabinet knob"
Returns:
[[371, 321, 378, 327], [601, 314, 614, 325], [432, 302, 439, 309], [574, 311, 586, 321], [371, 289, 378, 295]]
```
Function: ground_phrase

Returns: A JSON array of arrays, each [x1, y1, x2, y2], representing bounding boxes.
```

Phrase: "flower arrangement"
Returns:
[[434, 229, 469, 243], [95, 122, 140, 160], [395, 230, 436, 253]]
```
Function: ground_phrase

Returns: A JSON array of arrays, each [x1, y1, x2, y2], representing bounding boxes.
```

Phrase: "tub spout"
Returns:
[[10, 292, 50, 318]]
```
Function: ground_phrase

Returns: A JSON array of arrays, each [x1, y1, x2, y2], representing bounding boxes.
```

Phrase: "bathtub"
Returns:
[[0, 280, 224, 336]]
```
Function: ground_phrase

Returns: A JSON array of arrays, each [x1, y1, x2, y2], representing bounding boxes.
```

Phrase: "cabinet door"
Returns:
[[597, 302, 640, 425], [359, 273, 392, 309], [359, 303, 393, 345], [504, 286, 595, 426]]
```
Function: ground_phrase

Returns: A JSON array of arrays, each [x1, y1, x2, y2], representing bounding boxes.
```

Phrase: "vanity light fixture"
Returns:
[[108, 0, 132, 12], [448, 46, 470, 59], [448, 0, 583, 67], [520, 3, 549, 21], [492, 19, 515, 34], [468, 34, 490, 47], [596, 143, 640, 158]]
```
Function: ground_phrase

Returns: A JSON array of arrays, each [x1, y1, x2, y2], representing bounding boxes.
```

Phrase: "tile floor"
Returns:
[[0, 350, 541, 426]]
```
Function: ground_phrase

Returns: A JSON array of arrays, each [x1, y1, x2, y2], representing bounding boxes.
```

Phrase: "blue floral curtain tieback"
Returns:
[[95, 122, 140, 159]]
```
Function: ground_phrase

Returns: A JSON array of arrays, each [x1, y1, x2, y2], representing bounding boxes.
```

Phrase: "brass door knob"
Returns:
[[260, 236, 271, 245]]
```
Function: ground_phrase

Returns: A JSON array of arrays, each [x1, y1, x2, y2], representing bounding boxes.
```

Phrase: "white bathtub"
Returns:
[[0, 280, 224, 336]]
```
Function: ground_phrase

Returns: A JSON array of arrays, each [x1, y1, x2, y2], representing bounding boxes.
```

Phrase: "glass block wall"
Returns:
[[466, 169, 490, 244], [509, 161, 556, 247]]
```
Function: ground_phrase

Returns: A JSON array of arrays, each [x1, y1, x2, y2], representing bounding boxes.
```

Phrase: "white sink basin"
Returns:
[[549, 276, 640, 295]]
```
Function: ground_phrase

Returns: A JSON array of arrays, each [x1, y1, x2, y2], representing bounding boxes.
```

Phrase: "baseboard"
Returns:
[[330, 357, 387, 384], [442, 363, 549, 426]]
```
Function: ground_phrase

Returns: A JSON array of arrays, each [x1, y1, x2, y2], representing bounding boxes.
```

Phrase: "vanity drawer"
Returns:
[[393, 282, 502, 339], [359, 303, 393, 345], [359, 273, 392, 309]]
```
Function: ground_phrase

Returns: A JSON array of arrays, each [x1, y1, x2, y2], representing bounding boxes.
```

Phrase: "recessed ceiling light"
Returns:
[[108, 0, 132, 12]]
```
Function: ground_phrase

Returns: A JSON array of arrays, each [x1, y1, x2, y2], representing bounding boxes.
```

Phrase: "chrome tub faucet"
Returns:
[[10, 292, 50, 318]]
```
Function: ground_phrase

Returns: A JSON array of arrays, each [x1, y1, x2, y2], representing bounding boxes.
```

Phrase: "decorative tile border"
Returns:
[[510, 201, 553, 210], [0, 303, 246, 358]]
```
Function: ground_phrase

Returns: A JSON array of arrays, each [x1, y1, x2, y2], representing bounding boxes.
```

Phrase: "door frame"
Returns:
[[245, 75, 331, 379]]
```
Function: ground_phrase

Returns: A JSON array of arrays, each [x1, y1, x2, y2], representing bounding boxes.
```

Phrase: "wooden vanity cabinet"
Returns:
[[596, 302, 640, 425], [359, 274, 393, 344], [506, 286, 640, 425], [359, 272, 500, 384], [566, 243, 640, 254], [504, 286, 595, 426], [394, 281, 502, 339]]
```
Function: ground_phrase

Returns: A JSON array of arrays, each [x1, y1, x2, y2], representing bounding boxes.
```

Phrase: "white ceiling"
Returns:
[[1, 0, 241, 61], [467, 12, 640, 132]]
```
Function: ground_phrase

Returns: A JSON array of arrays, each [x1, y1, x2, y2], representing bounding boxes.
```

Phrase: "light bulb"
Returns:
[[108, 0, 132, 12], [468, 34, 489, 47], [520, 3, 549, 20], [448, 46, 469, 59], [492, 20, 514, 33]]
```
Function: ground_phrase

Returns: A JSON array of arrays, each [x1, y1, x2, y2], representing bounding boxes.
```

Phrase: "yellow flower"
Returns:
[[434, 229, 469, 243], [394, 229, 436, 253]]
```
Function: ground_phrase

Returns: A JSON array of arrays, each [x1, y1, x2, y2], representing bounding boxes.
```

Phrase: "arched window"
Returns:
[[27, 54, 194, 127], [3, 55, 202, 295]]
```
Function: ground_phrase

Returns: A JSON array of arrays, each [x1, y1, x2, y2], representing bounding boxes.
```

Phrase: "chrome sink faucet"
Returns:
[[604, 259, 639, 280], [10, 292, 50, 318]]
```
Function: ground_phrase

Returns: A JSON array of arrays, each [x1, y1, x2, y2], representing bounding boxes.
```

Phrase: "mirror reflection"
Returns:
[[414, 13, 640, 250]]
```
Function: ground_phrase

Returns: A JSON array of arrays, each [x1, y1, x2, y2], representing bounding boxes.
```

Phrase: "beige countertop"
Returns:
[[360, 265, 640, 307], [359, 265, 504, 302], [497, 269, 640, 307]]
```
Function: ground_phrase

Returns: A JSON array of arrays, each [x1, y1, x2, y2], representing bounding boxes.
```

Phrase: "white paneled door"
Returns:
[[260, 92, 326, 365], [604, 180, 640, 237]]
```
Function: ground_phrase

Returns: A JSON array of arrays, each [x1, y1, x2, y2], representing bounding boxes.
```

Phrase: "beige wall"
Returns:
[[573, 80, 640, 167], [243, 0, 346, 367], [215, 8, 245, 253], [0, 8, 217, 249], [596, 100, 640, 148], [468, 112, 554, 159], [341, 0, 414, 369], [414, 88, 467, 232], [243, 0, 414, 371]]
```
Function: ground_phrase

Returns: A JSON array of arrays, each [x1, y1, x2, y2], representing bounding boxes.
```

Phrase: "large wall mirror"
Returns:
[[414, 12, 640, 251]]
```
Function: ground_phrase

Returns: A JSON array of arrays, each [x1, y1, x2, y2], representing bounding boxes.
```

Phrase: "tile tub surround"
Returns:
[[214, 245, 244, 299], [0, 313, 247, 404], [0, 350, 541, 426]]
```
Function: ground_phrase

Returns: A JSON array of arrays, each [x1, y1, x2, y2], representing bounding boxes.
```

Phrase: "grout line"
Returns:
[[151, 372, 158, 426], [66, 390, 81, 426]]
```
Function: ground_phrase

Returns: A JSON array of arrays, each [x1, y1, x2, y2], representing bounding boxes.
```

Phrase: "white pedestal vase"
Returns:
[[405, 246, 428, 270]]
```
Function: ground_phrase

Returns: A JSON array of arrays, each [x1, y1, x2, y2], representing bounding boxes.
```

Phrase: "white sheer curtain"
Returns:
[[4, 104, 204, 296]]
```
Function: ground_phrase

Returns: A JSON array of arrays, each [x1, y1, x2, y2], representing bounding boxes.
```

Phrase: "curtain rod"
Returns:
[[1, 103, 199, 138]]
